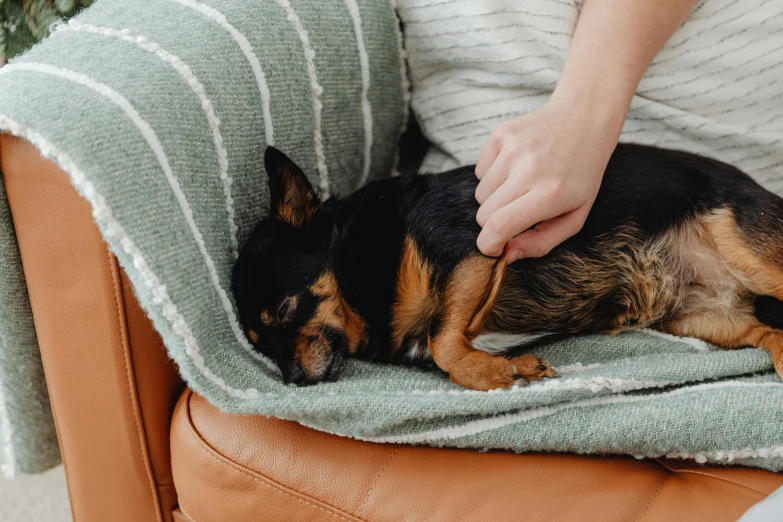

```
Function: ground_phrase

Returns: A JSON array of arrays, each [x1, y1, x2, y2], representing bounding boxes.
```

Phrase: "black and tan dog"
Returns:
[[232, 145, 783, 390]]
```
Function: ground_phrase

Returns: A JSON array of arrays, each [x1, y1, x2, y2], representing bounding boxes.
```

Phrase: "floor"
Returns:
[[0, 466, 71, 521]]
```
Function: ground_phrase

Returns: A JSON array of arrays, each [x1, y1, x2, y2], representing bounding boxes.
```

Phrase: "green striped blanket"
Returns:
[[0, 0, 781, 478]]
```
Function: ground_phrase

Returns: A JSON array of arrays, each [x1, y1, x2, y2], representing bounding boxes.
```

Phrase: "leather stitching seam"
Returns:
[[185, 424, 359, 521], [358, 447, 399, 517], [634, 474, 671, 522], [653, 459, 772, 497], [108, 250, 162, 522], [178, 504, 198, 522], [183, 398, 363, 522]]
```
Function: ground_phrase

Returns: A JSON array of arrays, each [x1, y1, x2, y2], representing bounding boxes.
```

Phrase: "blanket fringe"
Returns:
[[0, 115, 267, 400], [0, 372, 16, 478]]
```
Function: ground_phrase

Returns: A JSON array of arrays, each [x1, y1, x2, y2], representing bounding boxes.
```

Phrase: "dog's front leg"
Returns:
[[427, 255, 556, 391], [429, 331, 553, 390]]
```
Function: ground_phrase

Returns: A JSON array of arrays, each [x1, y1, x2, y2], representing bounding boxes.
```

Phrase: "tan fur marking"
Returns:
[[754, 330, 783, 377], [341, 299, 369, 355], [259, 310, 272, 325], [247, 329, 259, 343], [467, 257, 507, 337], [657, 207, 783, 378], [310, 271, 339, 298], [662, 313, 783, 377], [662, 306, 756, 349], [391, 236, 438, 352], [703, 208, 783, 300], [296, 270, 368, 377], [296, 331, 331, 377], [428, 255, 555, 390]]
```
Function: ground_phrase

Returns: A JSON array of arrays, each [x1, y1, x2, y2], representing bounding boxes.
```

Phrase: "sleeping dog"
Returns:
[[232, 145, 783, 390]]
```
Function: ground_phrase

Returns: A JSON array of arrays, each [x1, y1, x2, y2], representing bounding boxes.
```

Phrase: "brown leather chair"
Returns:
[[2, 132, 781, 522]]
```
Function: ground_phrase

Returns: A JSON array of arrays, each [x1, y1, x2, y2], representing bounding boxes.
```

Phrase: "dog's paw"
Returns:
[[447, 351, 559, 391], [508, 354, 559, 385]]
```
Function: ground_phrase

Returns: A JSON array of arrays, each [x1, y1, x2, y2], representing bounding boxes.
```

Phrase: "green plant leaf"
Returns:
[[54, 0, 74, 13], [0, 27, 6, 65], [1, 0, 94, 59]]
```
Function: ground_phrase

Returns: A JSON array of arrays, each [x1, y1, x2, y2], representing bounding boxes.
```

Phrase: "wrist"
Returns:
[[546, 86, 627, 146], [549, 54, 637, 141]]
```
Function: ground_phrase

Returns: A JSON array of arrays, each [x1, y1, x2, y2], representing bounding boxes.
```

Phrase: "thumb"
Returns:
[[504, 208, 586, 262]]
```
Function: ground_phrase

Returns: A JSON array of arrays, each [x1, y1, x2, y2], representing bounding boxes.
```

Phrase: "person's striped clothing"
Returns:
[[399, 0, 783, 195]]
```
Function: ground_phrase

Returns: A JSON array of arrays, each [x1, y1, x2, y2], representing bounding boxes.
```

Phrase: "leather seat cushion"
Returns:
[[170, 390, 783, 522]]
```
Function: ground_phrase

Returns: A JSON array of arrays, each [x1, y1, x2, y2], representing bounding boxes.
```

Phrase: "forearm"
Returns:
[[475, 0, 701, 258], [552, 0, 699, 133]]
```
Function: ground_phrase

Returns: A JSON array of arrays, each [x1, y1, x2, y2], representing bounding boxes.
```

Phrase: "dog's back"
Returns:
[[395, 144, 783, 387], [235, 144, 783, 390]]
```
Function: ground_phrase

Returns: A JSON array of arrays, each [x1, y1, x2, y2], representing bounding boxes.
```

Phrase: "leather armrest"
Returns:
[[171, 389, 783, 522], [0, 133, 185, 522]]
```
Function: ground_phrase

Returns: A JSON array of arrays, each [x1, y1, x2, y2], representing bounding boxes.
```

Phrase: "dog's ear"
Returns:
[[264, 147, 320, 228]]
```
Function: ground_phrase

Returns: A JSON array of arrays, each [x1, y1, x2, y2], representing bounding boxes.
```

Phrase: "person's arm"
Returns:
[[475, 0, 699, 262]]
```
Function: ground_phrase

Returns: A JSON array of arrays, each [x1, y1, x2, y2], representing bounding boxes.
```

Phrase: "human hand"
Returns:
[[474, 96, 623, 262]]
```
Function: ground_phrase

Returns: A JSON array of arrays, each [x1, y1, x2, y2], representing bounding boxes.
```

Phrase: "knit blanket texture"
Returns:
[[0, 0, 781, 478]]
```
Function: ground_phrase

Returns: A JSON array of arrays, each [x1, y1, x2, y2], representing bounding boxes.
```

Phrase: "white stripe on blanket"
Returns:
[[169, 0, 275, 146], [276, 0, 330, 198], [344, 0, 374, 185], [0, 367, 15, 478], [0, 115, 269, 400], [55, 21, 241, 260], [0, 63, 278, 372], [353, 380, 782, 445]]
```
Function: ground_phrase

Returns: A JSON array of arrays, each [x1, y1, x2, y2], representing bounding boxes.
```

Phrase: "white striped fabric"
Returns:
[[0, 373, 13, 477], [347, 380, 783, 444], [55, 21, 242, 260], [399, 0, 783, 195], [276, 0, 330, 198], [0, 114, 267, 399], [169, 0, 275, 147], [389, 0, 412, 175], [345, 0, 374, 185], [0, 62, 278, 372]]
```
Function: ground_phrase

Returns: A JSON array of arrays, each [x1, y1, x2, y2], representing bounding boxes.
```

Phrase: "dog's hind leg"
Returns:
[[427, 255, 556, 390], [662, 205, 783, 378], [662, 308, 783, 377], [750, 328, 783, 377], [704, 207, 783, 301]]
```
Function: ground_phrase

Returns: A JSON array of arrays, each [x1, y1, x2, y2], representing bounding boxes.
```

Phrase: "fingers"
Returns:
[[504, 206, 588, 261], [475, 131, 501, 180], [476, 171, 524, 226], [476, 191, 556, 257], [475, 159, 510, 205]]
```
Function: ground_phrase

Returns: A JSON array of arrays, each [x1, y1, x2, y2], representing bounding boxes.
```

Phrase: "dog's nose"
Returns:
[[288, 363, 307, 385]]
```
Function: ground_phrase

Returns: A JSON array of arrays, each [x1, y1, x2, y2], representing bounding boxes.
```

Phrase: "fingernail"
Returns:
[[507, 249, 523, 263]]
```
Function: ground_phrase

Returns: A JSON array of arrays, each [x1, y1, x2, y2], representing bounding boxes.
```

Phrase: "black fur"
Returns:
[[755, 295, 783, 331], [234, 143, 783, 382]]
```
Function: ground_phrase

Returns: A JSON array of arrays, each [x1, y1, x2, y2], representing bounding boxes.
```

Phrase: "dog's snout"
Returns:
[[288, 363, 308, 385]]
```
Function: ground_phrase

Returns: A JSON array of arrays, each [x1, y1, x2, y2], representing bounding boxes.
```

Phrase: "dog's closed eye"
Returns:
[[278, 296, 297, 324]]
